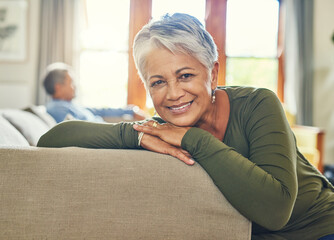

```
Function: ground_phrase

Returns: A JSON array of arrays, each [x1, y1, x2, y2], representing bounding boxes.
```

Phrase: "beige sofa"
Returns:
[[0, 107, 251, 239]]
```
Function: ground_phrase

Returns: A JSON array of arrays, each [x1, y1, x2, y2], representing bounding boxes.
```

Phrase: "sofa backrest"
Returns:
[[0, 147, 251, 239]]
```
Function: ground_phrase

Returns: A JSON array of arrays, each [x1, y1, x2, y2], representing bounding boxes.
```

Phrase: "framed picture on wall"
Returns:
[[0, 0, 28, 62]]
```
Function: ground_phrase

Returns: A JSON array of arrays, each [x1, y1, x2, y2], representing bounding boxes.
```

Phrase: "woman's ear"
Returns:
[[210, 61, 219, 90]]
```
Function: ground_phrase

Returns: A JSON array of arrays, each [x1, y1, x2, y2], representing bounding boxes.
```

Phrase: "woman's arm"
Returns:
[[37, 120, 140, 149], [181, 89, 297, 231], [37, 119, 192, 165]]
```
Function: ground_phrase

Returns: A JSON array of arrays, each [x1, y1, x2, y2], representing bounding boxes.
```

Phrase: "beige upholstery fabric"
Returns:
[[0, 116, 29, 146], [0, 109, 50, 146], [0, 147, 251, 240]]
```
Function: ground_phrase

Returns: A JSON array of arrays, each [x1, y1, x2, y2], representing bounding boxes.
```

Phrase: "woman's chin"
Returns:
[[163, 116, 197, 127]]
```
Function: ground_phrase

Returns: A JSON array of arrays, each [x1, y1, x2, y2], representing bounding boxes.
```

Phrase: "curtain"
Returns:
[[36, 0, 79, 105], [284, 0, 314, 126]]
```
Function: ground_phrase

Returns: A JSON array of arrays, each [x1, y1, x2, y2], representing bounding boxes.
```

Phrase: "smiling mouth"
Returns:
[[167, 101, 193, 114]]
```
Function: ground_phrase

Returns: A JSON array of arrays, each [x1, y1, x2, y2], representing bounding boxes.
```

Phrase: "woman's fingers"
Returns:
[[140, 133, 194, 165], [168, 147, 195, 165], [133, 123, 160, 137], [180, 149, 192, 158], [133, 122, 188, 147], [142, 120, 160, 128]]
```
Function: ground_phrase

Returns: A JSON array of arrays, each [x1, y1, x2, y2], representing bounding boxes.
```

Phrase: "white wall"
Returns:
[[0, 0, 40, 109], [313, 0, 334, 164]]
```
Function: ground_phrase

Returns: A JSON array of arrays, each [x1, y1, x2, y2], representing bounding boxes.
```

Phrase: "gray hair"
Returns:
[[133, 13, 218, 84], [43, 62, 72, 95]]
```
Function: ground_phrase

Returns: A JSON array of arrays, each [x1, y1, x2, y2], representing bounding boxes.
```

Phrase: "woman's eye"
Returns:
[[180, 73, 194, 79], [151, 80, 164, 87]]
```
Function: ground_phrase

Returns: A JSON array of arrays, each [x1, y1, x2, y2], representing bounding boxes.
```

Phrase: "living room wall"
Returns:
[[0, 0, 333, 163], [313, 0, 334, 164], [0, 0, 40, 109]]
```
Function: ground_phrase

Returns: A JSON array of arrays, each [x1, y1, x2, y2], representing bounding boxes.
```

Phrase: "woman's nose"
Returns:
[[166, 82, 184, 101]]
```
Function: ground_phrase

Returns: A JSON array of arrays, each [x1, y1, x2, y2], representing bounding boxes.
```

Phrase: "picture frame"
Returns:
[[0, 0, 28, 62]]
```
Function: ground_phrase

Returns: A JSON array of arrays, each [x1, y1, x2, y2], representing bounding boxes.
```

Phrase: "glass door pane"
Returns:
[[152, 0, 206, 24], [225, 0, 279, 93], [226, 0, 279, 57], [226, 58, 278, 92], [78, 0, 130, 108]]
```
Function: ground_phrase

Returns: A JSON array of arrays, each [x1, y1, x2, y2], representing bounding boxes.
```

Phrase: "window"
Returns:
[[127, 0, 285, 109], [152, 0, 205, 23], [77, 0, 284, 110], [225, 0, 280, 93], [78, 0, 130, 108]]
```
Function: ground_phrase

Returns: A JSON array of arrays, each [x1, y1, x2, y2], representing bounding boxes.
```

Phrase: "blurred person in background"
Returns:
[[42, 62, 146, 123]]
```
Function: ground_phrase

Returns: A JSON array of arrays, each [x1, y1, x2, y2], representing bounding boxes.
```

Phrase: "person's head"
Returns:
[[133, 13, 219, 126], [134, 13, 218, 84], [43, 62, 76, 101]]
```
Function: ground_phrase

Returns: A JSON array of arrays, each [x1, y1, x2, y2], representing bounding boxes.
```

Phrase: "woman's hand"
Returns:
[[133, 121, 190, 147], [139, 132, 195, 165]]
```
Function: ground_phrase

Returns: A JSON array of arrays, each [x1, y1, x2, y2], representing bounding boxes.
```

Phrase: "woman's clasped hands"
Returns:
[[133, 121, 194, 165]]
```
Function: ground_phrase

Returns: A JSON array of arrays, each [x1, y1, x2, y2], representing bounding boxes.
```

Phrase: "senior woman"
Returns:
[[38, 13, 334, 239]]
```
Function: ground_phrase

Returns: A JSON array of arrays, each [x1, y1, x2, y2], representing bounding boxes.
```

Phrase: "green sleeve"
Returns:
[[37, 120, 140, 149], [181, 89, 297, 231]]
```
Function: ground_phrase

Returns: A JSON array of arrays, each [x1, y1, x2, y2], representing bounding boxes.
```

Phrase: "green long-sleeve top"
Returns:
[[38, 87, 334, 239]]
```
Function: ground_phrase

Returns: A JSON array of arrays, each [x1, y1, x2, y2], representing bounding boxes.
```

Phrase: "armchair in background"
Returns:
[[285, 108, 325, 173]]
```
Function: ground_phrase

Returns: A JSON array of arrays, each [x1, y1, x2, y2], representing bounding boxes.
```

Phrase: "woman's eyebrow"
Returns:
[[148, 75, 163, 81], [175, 67, 194, 74], [148, 67, 195, 81]]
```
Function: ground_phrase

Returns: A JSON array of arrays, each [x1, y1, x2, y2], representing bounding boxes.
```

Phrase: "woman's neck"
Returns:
[[196, 89, 230, 141]]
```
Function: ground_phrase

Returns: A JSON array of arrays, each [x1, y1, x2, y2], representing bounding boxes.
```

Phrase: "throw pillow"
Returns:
[[24, 105, 57, 128], [1, 109, 50, 146], [0, 115, 29, 146]]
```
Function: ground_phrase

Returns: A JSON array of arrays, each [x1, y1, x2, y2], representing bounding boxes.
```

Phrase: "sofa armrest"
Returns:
[[0, 147, 251, 240]]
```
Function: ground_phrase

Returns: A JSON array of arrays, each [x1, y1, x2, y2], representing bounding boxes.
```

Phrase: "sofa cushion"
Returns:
[[0, 115, 29, 146], [24, 105, 57, 128], [0, 109, 50, 146]]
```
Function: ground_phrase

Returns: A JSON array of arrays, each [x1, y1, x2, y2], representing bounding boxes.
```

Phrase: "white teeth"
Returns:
[[170, 102, 191, 110]]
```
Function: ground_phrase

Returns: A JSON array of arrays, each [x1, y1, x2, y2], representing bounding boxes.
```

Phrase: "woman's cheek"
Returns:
[[151, 88, 165, 102]]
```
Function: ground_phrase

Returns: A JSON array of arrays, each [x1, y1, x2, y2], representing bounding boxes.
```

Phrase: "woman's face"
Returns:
[[146, 48, 218, 127]]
